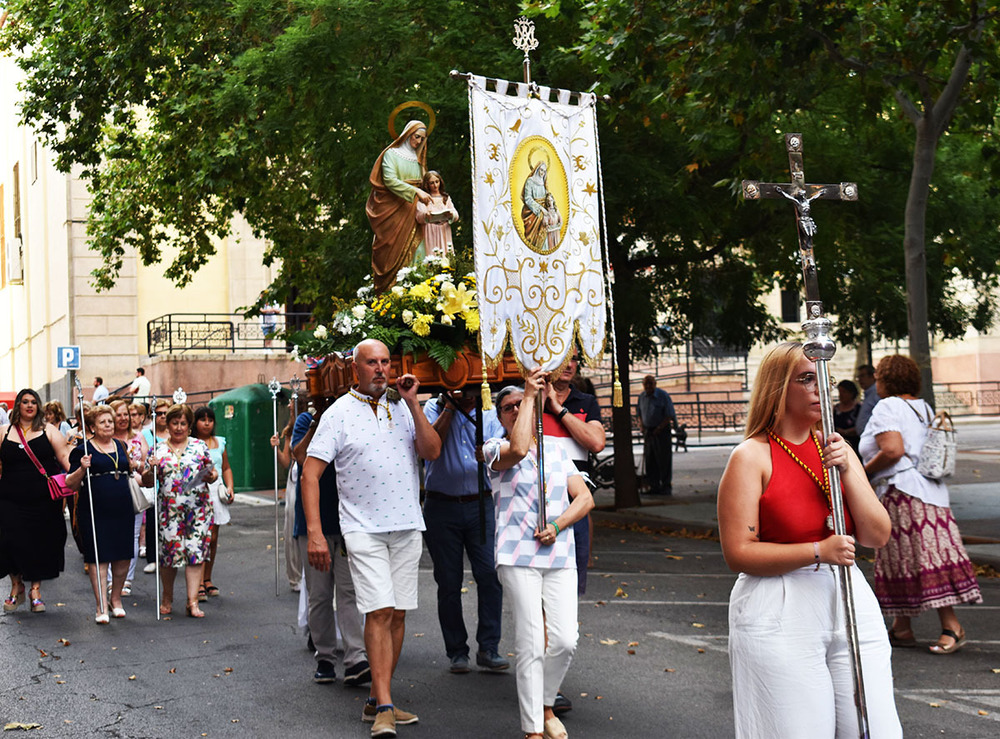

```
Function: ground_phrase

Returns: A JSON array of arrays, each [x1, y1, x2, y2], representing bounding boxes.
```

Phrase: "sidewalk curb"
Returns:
[[592, 507, 1000, 572]]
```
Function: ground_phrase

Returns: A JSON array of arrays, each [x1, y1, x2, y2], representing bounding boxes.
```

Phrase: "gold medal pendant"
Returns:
[[114, 471, 120, 480], [826, 514, 834, 531]]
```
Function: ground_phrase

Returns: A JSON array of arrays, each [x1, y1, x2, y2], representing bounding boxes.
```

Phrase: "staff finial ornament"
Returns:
[[512, 17, 539, 85]]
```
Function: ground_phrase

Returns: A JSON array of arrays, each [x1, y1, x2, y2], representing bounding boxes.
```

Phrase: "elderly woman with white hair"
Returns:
[[483, 369, 594, 739]]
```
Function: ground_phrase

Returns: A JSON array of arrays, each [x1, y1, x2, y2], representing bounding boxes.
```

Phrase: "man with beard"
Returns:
[[301, 339, 441, 739]]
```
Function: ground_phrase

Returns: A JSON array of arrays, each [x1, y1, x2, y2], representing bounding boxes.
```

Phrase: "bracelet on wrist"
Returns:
[[552, 522, 560, 536], [812, 541, 821, 571], [556, 408, 569, 421]]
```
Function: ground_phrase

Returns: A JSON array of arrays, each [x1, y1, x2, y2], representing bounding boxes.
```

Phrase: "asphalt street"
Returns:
[[2, 489, 998, 738]]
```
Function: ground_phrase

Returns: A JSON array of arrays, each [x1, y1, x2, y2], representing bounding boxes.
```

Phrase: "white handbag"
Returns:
[[909, 402, 956, 480]]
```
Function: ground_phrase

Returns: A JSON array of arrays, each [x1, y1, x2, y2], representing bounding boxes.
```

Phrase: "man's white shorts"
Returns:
[[342, 529, 422, 613]]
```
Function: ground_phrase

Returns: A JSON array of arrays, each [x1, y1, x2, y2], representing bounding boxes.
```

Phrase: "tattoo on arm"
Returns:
[[748, 525, 759, 541]]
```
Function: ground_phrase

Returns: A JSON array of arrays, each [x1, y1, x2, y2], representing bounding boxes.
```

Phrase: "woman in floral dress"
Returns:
[[154, 404, 217, 617]]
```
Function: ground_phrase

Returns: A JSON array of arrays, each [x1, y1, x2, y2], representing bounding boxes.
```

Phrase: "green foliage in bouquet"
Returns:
[[288, 253, 479, 370]]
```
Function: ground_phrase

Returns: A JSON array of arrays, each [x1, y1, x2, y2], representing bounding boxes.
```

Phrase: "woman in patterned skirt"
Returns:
[[482, 369, 594, 739], [860, 354, 981, 653], [154, 404, 217, 617]]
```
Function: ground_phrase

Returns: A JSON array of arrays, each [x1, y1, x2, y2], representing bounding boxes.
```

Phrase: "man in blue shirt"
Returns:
[[854, 364, 879, 435], [636, 375, 677, 496], [292, 408, 369, 687], [423, 388, 509, 674]]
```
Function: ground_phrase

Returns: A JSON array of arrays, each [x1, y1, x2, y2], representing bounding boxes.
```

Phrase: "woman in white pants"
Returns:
[[718, 342, 902, 738], [483, 369, 594, 739]]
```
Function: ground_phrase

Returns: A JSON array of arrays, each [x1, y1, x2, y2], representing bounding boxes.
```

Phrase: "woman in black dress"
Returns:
[[67, 405, 138, 624], [1, 389, 73, 614]]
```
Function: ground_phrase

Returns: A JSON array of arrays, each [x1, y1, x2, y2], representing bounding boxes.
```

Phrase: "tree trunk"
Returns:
[[904, 118, 938, 406], [610, 252, 640, 509]]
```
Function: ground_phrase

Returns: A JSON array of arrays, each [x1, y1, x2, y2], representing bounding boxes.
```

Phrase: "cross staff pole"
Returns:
[[73, 377, 106, 618], [743, 132, 869, 739], [268, 378, 282, 597], [150, 395, 162, 620]]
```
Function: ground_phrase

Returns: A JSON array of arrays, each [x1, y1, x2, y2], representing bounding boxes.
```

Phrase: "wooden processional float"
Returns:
[[305, 16, 620, 535]]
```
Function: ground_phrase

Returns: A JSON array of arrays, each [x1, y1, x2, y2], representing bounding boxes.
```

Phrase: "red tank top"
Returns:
[[759, 433, 854, 544]]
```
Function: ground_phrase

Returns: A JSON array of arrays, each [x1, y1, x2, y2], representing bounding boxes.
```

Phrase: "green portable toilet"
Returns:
[[209, 384, 290, 493]]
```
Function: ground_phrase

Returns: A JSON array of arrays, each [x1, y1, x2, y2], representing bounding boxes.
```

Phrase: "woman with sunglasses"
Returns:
[[483, 369, 594, 739], [717, 342, 901, 738]]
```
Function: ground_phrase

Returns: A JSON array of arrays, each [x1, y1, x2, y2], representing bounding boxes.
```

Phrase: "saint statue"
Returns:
[[367, 120, 432, 292]]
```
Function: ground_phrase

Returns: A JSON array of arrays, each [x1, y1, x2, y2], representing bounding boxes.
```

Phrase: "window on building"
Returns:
[[0, 183, 5, 289], [12, 162, 21, 238], [8, 164, 24, 285], [780, 288, 800, 324]]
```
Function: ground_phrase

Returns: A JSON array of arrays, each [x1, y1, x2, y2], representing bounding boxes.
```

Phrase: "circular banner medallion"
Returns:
[[509, 136, 569, 255]]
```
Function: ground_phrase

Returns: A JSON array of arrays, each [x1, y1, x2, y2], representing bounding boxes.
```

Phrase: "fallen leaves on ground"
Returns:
[[57, 639, 70, 646], [599, 638, 619, 646], [665, 555, 684, 560], [613, 587, 628, 599], [692, 623, 705, 629], [664, 668, 676, 672], [3, 723, 43, 731]]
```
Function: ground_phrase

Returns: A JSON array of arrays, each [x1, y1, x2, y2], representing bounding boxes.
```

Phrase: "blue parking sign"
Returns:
[[57, 345, 81, 370]]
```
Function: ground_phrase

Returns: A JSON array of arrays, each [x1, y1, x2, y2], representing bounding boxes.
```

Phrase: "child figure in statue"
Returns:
[[415, 170, 460, 259], [543, 193, 562, 251]]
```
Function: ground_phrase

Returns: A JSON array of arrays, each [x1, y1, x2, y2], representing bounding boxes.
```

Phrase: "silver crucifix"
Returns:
[[743, 133, 869, 738]]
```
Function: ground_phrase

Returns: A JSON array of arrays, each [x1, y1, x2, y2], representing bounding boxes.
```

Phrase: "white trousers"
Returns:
[[497, 565, 579, 733], [729, 564, 902, 739]]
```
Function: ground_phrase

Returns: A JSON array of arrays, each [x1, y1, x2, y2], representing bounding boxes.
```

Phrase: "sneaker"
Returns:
[[449, 654, 470, 674], [313, 660, 336, 684], [371, 709, 396, 738], [143, 562, 156, 574], [362, 704, 418, 725], [552, 692, 573, 715], [343, 660, 371, 687], [476, 650, 510, 672]]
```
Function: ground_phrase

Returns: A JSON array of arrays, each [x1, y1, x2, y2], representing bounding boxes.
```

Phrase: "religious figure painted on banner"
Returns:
[[415, 170, 460, 259], [510, 136, 568, 255], [367, 119, 432, 292]]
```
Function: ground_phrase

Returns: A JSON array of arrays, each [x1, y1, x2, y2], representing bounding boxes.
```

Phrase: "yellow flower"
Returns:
[[439, 281, 476, 317], [462, 309, 480, 332], [412, 313, 433, 337], [409, 283, 432, 300]]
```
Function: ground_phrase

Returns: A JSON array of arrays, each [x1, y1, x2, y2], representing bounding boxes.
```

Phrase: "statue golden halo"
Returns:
[[388, 101, 437, 139]]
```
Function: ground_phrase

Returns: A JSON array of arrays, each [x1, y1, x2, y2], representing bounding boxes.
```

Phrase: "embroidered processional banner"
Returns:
[[468, 75, 606, 373]]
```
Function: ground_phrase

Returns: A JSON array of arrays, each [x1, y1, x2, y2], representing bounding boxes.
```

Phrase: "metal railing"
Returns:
[[596, 381, 1000, 446], [147, 313, 312, 356]]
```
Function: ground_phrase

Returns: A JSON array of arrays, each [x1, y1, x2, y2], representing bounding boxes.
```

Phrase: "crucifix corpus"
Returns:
[[743, 132, 871, 739]]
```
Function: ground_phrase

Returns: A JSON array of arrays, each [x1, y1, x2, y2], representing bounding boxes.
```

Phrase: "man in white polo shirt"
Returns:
[[301, 339, 441, 739]]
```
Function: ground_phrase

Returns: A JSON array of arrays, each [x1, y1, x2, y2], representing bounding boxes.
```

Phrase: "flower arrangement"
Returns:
[[289, 254, 480, 370]]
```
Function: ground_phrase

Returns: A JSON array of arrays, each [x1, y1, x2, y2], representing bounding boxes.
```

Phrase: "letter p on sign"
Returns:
[[57, 345, 81, 370]]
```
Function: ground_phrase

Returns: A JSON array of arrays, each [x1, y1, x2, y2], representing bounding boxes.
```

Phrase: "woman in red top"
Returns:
[[718, 342, 901, 738]]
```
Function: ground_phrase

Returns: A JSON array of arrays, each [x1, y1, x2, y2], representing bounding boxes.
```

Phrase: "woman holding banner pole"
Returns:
[[717, 342, 901, 738], [482, 370, 594, 739], [67, 405, 134, 623]]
